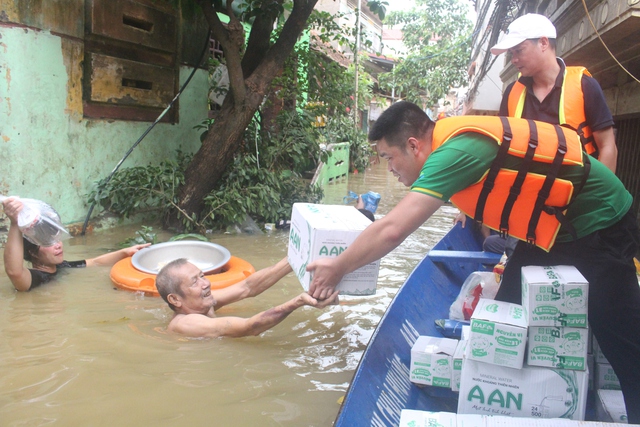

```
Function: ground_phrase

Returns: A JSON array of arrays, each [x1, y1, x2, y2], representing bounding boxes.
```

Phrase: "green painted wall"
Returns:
[[313, 143, 350, 187], [0, 26, 208, 224]]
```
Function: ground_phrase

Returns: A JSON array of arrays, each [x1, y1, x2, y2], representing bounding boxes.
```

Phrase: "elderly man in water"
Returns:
[[155, 257, 339, 338]]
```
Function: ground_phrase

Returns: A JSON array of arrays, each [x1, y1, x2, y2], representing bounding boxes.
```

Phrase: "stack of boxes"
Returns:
[[522, 266, 589, 371], [457, 266, 591, 420], [409, 266, 608, 421]]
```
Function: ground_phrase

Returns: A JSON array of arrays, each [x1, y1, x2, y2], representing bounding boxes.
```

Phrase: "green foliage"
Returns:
[[366, 1, 388, 20], [321, 115, 372, 173], [120, 226, 158, 248], [379, 0, 472, 106], [90, 111, 323, 232], [201, 109, 324, 227], [169, 233, 209, 242], [88, 152, 192, 220], [269, 10, 375, 173], [91, 0, 387, 231], [119, 226, 208, 248]]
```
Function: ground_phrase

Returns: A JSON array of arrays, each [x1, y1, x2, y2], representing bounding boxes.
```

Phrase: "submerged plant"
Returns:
[[120, 225, 158, 248]]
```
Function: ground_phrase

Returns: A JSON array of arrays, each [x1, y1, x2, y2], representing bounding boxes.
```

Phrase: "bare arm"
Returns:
[[593, 127, 617, 173], [2, 198, 33, 291], [85, 243, 150, 267], [307, 192, 445, 300], [212, 257, 292, 310], [169, 291, 339, 338]]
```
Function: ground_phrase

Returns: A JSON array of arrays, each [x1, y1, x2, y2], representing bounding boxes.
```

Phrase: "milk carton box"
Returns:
[[409, 336, 458, 387], [398, 410, 457, 427], [458, 359, 589, 420], [287, 203, 380, 295], [527, 326, 588, 370], [467, 299, 528, 369], [596, 389, 628, 423], [595, 363, 621, 390], [521, 266, 588, 328], [452, 340, 467, 392]]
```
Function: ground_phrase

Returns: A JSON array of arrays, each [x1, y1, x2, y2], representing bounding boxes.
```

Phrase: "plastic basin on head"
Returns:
[[131, 241, 231, 275]]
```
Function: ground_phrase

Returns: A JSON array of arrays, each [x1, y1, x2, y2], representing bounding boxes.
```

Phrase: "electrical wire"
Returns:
[[580, 0, 640, 84], [80, 31, 212, 235]]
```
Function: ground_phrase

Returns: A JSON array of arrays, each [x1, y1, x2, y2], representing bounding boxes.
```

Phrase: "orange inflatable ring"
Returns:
[[110, 256, 255, 297]]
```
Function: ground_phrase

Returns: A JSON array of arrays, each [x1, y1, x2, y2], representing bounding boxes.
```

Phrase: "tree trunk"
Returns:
[[166, 0, 319, 230], [171, 97, 260, 228]]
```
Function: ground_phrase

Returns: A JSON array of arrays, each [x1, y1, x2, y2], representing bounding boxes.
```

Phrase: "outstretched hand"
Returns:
[[300, 290, 340, 308], [307, 257, 343, 300], [121, 243, 151, 257]]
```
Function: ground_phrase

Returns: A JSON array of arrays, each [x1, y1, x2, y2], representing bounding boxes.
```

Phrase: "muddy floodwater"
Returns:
[[0, 162, 458, 426]]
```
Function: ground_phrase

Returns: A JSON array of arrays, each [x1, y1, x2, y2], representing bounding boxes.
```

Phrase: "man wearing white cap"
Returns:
[[491, 13, 618, 172], [490, 14, 637, 423]]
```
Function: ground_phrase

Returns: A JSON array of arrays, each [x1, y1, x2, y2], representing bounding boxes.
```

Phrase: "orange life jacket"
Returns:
[[432, 116, 588, 252], [507, 66, 598, 157]]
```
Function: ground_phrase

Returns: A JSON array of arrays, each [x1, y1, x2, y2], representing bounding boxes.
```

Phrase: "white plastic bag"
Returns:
[[1, 196, 70, 246], [449, 271, 501, 321]]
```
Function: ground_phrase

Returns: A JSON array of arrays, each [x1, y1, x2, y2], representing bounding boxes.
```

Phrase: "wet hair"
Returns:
[[368, 101, 435, 150], [156, 258, 189, 312], [23, 238, 40, 263]]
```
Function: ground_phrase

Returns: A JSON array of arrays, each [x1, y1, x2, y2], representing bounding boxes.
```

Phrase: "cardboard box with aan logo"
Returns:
[[457, 358, 589, 420], [287, 203, 380, 295]]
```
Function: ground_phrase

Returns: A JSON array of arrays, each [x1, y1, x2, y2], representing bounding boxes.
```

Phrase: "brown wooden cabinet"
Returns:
[[83, 0, 178, 122]]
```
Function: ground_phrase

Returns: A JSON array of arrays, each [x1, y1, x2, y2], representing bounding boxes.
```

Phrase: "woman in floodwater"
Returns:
[[2, 197, 149, 292]]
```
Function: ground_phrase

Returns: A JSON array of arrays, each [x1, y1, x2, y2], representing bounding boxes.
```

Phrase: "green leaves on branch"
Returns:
[[120, 225, 158, 248], [321, 115, 372, 173], [88, 111, 324, 233], [88, 152, 191, 221], [379, 0, 472, 106], [366, 1, 388, 20], [201, 109, 324, 228]]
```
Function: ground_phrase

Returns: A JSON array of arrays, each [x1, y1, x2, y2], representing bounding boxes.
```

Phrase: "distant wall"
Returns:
[[0, 1, 209, 226]]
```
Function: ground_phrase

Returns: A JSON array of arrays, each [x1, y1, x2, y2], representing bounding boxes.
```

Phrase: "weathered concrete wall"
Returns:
[[0, 0, 84, 38], [0, 25, 208, 225]]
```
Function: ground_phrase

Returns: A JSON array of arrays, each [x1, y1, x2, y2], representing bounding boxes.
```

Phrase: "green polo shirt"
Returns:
[[411, 133, 632, 242]]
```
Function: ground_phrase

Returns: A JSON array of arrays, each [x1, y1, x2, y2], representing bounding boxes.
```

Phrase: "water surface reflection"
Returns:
[[0, 162, 456, 426]]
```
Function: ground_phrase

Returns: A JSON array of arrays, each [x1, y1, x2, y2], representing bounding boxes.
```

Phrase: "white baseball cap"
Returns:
[[490, 14, 557, 55]]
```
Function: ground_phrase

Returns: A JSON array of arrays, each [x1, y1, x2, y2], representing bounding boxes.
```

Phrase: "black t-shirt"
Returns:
[[29, 260, 86, 289], [499, 59, 614, 132]]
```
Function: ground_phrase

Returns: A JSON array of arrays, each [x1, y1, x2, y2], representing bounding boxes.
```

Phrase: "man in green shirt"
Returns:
[[307, 101, 640, 423]]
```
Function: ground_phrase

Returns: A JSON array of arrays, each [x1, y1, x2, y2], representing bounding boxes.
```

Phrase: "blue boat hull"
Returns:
[[335, 223, 497, 427]]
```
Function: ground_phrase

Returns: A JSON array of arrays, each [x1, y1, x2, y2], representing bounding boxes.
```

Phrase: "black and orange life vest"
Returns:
[[432, 116, 589, 252], [507, 66, 598, 157]]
